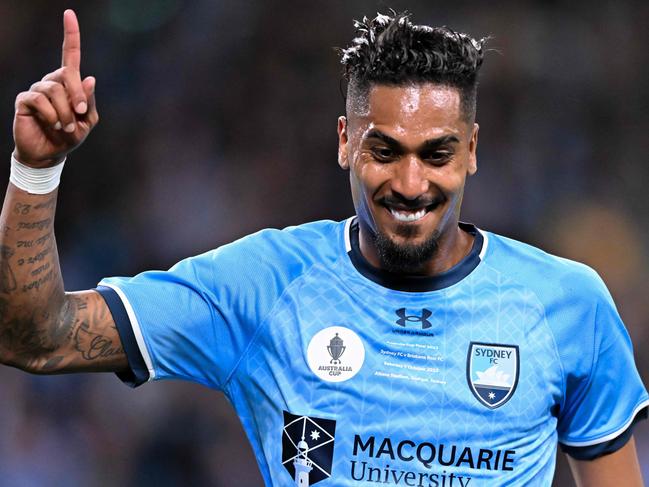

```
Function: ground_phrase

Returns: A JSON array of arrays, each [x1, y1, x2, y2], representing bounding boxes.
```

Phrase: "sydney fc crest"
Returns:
[[467, 342, 519, 409], [282, 410, 336, 486]]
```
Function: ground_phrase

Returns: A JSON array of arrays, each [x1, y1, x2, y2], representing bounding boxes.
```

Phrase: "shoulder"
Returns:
[[209, 219, 344, 266], [481, 229, 634, 397], [134, 220, 348, 327], [480, 229, 622, 375], [179, 219, 346, 290], [482, 230, 609, 305]]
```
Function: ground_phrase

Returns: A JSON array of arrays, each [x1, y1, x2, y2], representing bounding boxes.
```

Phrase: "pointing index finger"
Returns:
[[62, 9, 81, 70]]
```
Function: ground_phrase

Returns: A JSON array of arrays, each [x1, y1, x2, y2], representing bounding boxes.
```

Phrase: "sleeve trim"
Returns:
[[559, 399, 649, 446], [99, 283, 156, 381]]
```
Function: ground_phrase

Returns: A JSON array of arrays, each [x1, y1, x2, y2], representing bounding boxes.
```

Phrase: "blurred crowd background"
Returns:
[[0, 0, 647, 485]]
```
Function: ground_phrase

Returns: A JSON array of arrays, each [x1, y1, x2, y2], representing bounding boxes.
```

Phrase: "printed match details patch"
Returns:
[[467, 342, 519, 409]]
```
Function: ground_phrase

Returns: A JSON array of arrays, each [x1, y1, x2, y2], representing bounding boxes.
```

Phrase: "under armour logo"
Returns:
[[395, 308, 433, 329]]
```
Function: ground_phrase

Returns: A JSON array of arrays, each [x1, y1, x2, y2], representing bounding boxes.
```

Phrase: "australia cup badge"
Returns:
[[307, 326, 365, 383]]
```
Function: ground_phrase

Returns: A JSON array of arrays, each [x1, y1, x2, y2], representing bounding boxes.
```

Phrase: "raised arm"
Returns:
[[0, 10, 126, 374]]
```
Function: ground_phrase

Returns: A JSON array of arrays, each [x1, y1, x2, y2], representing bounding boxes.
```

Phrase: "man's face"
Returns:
[[337, 83, 478, 272]]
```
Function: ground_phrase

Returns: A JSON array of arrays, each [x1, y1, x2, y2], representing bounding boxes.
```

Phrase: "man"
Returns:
[[0, 9, 646, 486]]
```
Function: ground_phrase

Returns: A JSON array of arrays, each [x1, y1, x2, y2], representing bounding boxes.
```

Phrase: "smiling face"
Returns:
[[338, 83, 479, 275]]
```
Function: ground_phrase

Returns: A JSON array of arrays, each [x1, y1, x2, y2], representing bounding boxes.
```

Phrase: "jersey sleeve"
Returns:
[[96, 229, 300, 390], [557, 270, 649, 459]]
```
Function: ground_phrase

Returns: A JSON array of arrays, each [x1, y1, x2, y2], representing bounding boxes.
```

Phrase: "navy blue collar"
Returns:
[[347, 219, 483, 292]]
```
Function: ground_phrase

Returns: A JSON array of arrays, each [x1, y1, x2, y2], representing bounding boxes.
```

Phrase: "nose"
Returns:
[[390, 155, 429, 200]]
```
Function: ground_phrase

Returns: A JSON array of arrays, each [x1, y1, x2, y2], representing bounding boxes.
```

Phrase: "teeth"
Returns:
[[389, 208, 427, 222]]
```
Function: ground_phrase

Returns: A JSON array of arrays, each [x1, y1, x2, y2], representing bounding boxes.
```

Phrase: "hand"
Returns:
[[13, 9, 99, 168]]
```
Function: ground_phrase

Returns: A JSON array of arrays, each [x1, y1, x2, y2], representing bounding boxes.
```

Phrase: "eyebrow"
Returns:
[[364, 129, 460, 152]]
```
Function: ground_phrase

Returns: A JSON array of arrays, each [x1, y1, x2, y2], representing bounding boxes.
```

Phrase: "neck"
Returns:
[[358, 220, 474, 276]]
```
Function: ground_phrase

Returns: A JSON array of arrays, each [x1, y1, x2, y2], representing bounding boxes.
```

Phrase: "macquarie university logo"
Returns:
[[307, 326, 365, 383], [467, 342, 519, 409], [395, 308, 432, 329], [282, 410, 336, 486]]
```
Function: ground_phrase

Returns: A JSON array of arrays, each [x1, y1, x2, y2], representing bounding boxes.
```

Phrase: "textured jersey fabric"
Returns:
[[97, 218, 648, 486]]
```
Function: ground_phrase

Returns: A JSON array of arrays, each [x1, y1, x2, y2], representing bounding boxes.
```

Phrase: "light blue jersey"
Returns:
[[98, 218, 648, 486]]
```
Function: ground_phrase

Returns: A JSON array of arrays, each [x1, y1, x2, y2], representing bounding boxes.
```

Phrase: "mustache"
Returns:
[[379, 194, 446, 209]]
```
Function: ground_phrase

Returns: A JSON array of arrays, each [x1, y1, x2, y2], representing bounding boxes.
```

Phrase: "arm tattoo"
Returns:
[[0, 299, 57, 360], [0, 246, 17, 293], [13, 202, 31, 215], [34, 197, 56, 211], [17, 218, 52, 231], [56, 293, 125, 366], [71, 297, 123, 361], [41, 355, 64, 371], [74, 323, 124, 361], [1, 189, 123, 373]]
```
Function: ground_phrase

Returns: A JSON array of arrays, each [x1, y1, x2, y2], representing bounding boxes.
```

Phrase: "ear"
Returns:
[[337, 116, 349, 170], [467, 123, 479, 176]]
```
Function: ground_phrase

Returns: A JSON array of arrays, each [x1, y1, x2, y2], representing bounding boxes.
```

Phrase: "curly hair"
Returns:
[[339, 12, 487, 120]]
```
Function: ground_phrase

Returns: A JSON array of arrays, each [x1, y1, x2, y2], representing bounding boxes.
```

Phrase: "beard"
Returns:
[[372, 224, 441, 275]]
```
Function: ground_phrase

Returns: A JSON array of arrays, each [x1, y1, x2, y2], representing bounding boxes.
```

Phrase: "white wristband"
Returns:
[[10, 155, 66, 195]]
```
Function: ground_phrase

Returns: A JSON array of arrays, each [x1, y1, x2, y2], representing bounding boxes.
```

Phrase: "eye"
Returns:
[[424, 150, 452, 165], [371, 147, 396, 162]]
